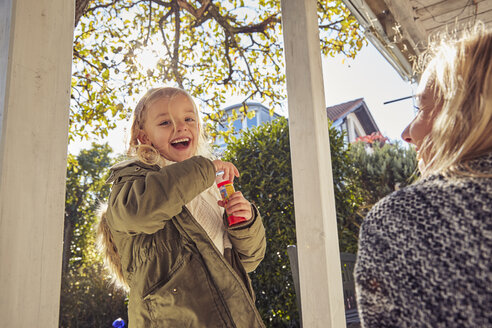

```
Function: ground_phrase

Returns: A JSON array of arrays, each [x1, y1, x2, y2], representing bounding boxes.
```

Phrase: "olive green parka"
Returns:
[[105, 155, 266, 328]]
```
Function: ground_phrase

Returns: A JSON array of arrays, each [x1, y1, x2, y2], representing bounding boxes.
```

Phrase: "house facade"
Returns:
[[214, 101, 281, 151], [215, 98, 380, 150], [326, 98, 380, 143]]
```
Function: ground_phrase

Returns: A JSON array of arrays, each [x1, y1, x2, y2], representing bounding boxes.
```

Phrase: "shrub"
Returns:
[[223, 117, 363, 326], [349, 140, 419, 217]]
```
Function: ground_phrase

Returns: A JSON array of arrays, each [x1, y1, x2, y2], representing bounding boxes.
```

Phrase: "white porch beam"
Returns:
[[0, 0, 74, 326], [280, 0, 346, 327]]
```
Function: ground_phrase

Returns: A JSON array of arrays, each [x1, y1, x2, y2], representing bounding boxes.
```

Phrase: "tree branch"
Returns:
[[149, 0, 172, 7], [171, 1, 183, 87], [158, 9, 174, 58], [206, 3, 280, 34], [144, 0, 153, 46], [73, 50, 100, 71], [176, 0, 211, 18], [75, 0, 92, 27], [221, 34, 234, 85], [319, 20, 343, 29]]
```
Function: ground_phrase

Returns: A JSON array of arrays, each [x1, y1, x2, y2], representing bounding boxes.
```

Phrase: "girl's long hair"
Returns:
[[417, 23, 492, 177], [95, 203, 129, 292]]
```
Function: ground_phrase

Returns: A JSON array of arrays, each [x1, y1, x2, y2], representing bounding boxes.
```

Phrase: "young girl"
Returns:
[[97, 87, 266, 327], [355, 25, 492, 327]]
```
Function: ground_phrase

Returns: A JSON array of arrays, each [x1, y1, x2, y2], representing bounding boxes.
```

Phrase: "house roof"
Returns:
[[326, 98, 364, 122], [341, 0, 492, 81], [326, 98, 380, 135]]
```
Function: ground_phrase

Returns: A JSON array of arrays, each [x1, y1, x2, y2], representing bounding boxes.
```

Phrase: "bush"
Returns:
[[59, 263, 128, 328], [60, 143, 127, 328], [223, 117, 363, 326], [349, 141, 419, 217]]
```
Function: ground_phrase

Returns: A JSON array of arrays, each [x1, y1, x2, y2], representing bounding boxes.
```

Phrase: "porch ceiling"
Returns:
[[341, 0, 492, 81]]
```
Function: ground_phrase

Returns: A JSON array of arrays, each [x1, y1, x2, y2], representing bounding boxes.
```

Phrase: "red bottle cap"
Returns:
[[217, 180, 232, 188]]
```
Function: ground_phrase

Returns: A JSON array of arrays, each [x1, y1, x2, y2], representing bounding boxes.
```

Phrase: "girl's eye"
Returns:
[[159, 121, 170, 126], [185, 117, 195, 122]]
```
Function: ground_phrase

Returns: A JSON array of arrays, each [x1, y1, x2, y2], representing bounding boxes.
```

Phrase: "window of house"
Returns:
[[233, 117, 242, 133]]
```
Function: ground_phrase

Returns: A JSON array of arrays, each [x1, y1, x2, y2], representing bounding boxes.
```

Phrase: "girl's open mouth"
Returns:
[[171, 138, 191, 149]]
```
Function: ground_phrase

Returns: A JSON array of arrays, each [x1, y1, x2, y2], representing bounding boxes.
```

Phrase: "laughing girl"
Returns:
[[97, 87, 266, 327]]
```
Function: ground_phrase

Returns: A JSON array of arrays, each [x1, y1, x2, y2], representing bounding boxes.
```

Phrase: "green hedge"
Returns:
[[223, 117, 363, 327]]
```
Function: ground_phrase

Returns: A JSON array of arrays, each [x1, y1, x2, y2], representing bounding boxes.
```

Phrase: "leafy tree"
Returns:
[[60, 264, 128, 328], [60, 143, 128, 328], [63, 143, 113, 273], [223, 117, 363, 326], [70, 0, 366, 142], [349, 140, 419, 218]]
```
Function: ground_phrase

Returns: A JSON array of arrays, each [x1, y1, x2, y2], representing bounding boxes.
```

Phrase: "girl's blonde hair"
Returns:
[[417, 23, 492, 177], [127, 87, 213, 166], [95, 204, 129, 292]]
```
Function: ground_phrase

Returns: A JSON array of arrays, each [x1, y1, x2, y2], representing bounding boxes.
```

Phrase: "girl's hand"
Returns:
[[217, 191, 252, 221], [212, 159, 239, 182]]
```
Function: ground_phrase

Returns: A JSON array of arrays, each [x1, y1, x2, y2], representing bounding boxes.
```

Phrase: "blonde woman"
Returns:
[[97, 87, 266, 327], [355, 25, 492, 327]]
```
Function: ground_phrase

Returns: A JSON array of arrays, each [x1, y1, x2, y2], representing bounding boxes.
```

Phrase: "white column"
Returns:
[[0, 0, 74, 326], [280, 0, 346, 327], [347, 117, 356, 142]]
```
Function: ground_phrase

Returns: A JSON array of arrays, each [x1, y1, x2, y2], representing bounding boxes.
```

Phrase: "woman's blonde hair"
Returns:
[[128, 87, 213, 166], [417, 23, 492, 177]]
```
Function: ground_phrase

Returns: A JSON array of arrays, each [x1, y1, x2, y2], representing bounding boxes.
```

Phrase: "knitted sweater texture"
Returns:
[[355, 153, 492, 328]]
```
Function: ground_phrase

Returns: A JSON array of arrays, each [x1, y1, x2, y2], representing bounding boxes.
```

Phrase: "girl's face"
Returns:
[[138, 94, 199, 162], [401, 74, 441, 166]]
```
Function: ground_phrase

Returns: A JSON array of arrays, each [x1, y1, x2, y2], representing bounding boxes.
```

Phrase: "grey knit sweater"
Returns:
[[355, 153, 492, 328]]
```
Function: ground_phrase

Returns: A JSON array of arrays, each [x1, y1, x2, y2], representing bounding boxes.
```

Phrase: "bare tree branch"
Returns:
[[150, 0, 172, 7], [171, 1, 183, 87], [144, 0, 153, 45], [75, 0, 92, 27], [158, 9, 174, 57], [176, 0, 211, 18], [73, 50, 100, 70], [319, 20, 343, 29], [221, 34, 234, 85]]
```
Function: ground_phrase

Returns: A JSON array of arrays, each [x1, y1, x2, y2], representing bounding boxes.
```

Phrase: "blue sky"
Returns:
[[321, 42, 416, 143]]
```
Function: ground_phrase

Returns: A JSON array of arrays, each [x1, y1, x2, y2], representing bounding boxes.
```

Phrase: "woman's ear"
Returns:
[[137, 130, 150, 145]]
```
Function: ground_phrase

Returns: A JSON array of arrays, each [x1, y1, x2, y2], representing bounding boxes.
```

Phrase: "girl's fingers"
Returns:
[[224, 167, 234, 182], [224, 192, 252, 220], [213, 160, 240, 182], [232, 165, 240, 178], [228, 210, 252, 220], [227, 207, 251, 219], [228, 209, 252, 221], [224, 163, 239, 182]]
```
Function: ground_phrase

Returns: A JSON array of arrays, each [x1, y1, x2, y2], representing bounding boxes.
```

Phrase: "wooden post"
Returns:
[[280, 0, 346, 326], [0, 0, 74, 326]]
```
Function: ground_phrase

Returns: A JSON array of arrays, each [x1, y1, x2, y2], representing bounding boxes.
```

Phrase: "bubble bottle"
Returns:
[[216, 171, 247, 226]]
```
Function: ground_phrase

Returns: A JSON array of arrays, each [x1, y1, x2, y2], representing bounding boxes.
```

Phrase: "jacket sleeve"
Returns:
[[108, 156, 215, 235], [227, 204, 266, 272]]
